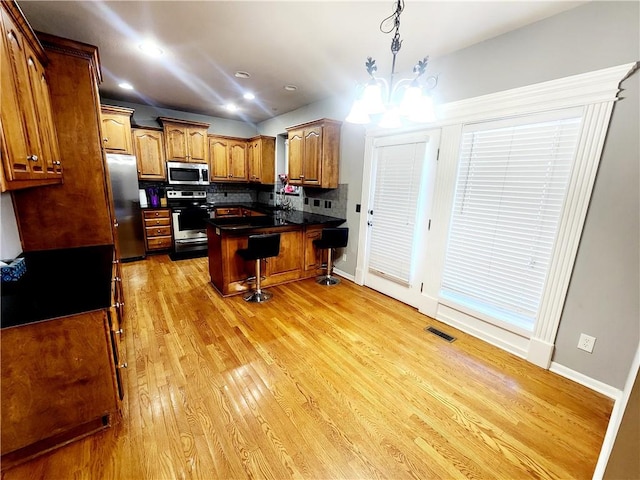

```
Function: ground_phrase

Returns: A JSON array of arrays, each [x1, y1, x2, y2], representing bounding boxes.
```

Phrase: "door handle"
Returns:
[[367, 221, 373, 227]]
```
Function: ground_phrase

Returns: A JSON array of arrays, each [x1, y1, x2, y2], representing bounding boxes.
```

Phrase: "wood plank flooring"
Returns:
[[3, 254, 613, 479]]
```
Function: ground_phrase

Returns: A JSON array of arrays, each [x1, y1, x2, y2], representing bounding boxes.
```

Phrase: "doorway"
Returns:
[[357, 129, 440, 307]]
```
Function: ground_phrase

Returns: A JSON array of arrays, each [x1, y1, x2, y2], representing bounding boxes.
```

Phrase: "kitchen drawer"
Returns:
[[146, 225, 172, 237], [147, 236, 172, 250], [215, 207, 241, 217], [144, 217, 171, 227], [143, 209, 170, 219]]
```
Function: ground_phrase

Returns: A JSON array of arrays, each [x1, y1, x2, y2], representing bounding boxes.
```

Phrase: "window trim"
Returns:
[[419, 62, 638, 368]]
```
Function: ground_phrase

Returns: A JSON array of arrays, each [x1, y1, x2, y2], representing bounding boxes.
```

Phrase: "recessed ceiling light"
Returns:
[[118, 82, 134, 90], [138, 41, 163, 57], [234, 71, 250, 79], [243, 92, 255, 100], [283, 84, 298, 91], [225, 103, 238, 112]]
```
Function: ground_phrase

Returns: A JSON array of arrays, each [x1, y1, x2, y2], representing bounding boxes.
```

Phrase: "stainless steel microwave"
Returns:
[[166, 161, 209, 186]]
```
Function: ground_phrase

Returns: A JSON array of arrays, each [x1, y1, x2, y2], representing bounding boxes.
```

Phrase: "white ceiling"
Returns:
[[18, 0, 584, 124]]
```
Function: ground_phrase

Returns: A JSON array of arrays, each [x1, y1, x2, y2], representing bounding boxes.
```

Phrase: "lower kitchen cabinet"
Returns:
[[0, 245, 125, 470], [1, 311, 118, 465], [143, 208, 172, 252]]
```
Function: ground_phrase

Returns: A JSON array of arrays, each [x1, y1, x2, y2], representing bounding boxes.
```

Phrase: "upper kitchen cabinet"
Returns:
[[132, 127, 166, 180], [159, 117, 209, 164], [12, 33, 115, 251], [100, 105, 133, 154], [0, 1, 62, 192], [209, 135, 248, 182], [286, 119, 341, 189], [247, 135, 275, 184]]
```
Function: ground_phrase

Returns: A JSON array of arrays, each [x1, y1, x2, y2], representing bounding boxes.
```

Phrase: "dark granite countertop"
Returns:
[[206, 208, 345, 232], [1, 245, 114, 329]]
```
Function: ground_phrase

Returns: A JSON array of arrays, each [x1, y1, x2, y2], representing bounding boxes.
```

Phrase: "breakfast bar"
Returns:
[[206, 208, 345, 296]]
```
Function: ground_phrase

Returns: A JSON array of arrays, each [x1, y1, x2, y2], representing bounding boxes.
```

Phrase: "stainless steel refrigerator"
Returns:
[[105, 154, 146, 261]]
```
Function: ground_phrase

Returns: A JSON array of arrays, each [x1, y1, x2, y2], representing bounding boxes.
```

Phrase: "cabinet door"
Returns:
[[209, 136, 229, 181], [304, 227, 324, 273], [101, 113, 132, 154], [164, 125, 189, 161], [25, 43, 61, 177], [287, 129, 304, 185], [228, 140, 248, 181], [187, 128, 208, 163], [133, 129, 166, 180], [1, 9, 42, 180], [265, 229, 304, 277], [0, 9, 30, 181], [302, 127, 322, 186], [0, 311, 118, 456], [247, 139, 260, 182]]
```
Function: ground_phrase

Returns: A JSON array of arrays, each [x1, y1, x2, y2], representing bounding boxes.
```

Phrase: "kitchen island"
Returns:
[[206, 208, 345, 296]]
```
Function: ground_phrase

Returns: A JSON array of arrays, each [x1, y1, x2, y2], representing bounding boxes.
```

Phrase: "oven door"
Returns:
[[171, 207, 209, 252]]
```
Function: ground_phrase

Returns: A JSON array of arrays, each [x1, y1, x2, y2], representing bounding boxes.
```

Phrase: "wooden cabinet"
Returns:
[[304, 225, 325, 274], [159, 117, 209, 164], [209, 134, 275, 184], [100, 105, 133, 154], [0, 2, 62, 191], [143, 209, 172, 251], [209, 135, 248, 182], [109, 258, 126, 400], [0, 311, 119, 465], [286, 118, 341, 189], [132, 128, 166, 180], [12, 33, 116, 252], [247, 135, 276, 184], [0, 247, 126, 469]]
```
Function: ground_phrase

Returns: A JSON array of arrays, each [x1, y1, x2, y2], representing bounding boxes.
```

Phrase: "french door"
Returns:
[[358, 129, 440, 307]]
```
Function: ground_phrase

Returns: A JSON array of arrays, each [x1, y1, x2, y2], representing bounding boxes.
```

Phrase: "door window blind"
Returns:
[[440, 112, 582, 332], [369, 141, 426, 285]]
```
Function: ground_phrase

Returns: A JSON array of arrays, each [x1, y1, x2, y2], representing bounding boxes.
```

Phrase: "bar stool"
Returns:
[[236, 233, 281, 303], [313, 227, 348, 286]]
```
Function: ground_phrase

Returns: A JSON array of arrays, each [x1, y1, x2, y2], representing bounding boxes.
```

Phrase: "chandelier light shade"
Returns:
[[346, 0, 437, 128]]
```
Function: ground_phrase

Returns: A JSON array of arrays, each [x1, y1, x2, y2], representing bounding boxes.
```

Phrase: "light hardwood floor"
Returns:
[[3, 255, 613, 479]]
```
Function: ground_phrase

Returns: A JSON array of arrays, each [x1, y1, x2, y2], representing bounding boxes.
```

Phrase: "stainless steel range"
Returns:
[[167, 189, 210, 255]]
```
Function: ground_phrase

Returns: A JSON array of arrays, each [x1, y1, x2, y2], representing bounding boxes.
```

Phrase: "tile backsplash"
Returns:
[[139, 180, 348, 219]]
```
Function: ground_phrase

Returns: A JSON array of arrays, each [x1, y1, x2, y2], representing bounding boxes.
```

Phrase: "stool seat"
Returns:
[[237, 233, 281, 302], [313, 227, 348, 286]]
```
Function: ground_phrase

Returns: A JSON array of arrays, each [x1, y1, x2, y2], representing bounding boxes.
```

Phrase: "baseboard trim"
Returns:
[[549, 362, 622, 400], [333, 268, 355, 283]]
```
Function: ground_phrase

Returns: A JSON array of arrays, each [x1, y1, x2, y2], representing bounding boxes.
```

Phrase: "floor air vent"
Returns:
[[425, 326, 456, 343]]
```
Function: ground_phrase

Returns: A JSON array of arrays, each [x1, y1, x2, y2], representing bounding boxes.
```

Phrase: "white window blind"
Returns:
[[440, 111, 582, 332], [368, 141, 426, 285]]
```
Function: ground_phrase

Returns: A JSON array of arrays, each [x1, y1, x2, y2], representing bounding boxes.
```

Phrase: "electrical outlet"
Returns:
[[342, 254, 347, 262], [577, 333, 596, 353]]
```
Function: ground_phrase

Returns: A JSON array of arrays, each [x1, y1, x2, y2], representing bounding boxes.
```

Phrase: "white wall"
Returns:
[[0, 193, 22, 259]]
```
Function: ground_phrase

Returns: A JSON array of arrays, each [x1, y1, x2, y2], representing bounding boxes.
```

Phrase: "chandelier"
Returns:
[[346, 0, 437, 128]]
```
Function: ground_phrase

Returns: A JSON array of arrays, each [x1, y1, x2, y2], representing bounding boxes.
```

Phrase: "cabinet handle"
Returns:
[[103, 138, 108, 143], [119, 362, 128, 369], [112, 301, 124, 308], [113, 259, 119, 265], [115, 328, 123, 335], [300, 175, 304, 178], [228, 174, 232, 178], [54, 161, 61, 165], [113, 276, 121, 282], [27, 155, 39, 162], [155, 212, 160, 216], [156, 229, 161, 234], [114, 221, 119, 227]]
